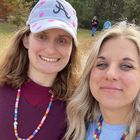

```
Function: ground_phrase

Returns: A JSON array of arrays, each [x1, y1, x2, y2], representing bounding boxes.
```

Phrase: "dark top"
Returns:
[[0, 80, 67, 140], [91, 19, 99, 28]]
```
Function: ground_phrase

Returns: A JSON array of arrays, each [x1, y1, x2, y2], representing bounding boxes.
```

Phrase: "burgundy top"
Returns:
[[0, 80, 67, 140]]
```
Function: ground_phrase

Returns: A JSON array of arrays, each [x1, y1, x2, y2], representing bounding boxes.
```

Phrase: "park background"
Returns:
[[0, 0, 140, 63]]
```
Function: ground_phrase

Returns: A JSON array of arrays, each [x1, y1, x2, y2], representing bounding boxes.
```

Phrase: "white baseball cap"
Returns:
[[27, 0, 78, 46]]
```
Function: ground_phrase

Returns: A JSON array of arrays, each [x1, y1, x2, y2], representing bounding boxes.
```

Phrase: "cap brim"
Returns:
[[29, 19, 78, 47]]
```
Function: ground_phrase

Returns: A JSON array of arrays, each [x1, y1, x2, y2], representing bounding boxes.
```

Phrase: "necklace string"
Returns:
[[93, 115, 129, 140], [13, 88, 54, 140]]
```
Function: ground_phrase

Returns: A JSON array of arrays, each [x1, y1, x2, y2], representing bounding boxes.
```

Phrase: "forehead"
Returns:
[[40, 28, 70, 35], [99, 37, 139, 59], [39, 28, 72, 37]]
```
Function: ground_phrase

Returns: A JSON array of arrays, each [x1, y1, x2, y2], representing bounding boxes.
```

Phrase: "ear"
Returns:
[[22, 35, 29, 49]]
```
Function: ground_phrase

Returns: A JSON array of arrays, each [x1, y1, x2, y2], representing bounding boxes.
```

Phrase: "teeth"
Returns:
[[40, 56, 58, 62]]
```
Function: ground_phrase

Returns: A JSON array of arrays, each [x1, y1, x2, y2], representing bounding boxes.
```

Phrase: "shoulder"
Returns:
[[0, 84, 16, 100], [51, 98, 67, 117], [86, 122, 96, 140], [0, 84, 15, 93], [0, 84, 16, 111], [52, 99, 66, 113]]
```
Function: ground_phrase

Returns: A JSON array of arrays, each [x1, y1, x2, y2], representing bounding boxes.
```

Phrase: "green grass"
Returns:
[[0, 23, 17, 49], [77, 28, 95, 55], [0, 23, 17, 33], [78, 28, 92, 38]]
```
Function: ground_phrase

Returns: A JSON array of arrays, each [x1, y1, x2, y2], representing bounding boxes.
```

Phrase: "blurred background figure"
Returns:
[[91, 16, 99, 36]]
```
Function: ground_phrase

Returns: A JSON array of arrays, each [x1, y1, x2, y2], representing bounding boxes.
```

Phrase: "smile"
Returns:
[[39, 55, 60, 62]]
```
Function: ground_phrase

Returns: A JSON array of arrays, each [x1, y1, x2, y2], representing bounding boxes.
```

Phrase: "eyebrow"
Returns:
[[59, 35, 72, 39], [97, 56, 105, 60], [40, 31, 71, 39], [97, 56, 136, 62], [123, 57, 136, 62]]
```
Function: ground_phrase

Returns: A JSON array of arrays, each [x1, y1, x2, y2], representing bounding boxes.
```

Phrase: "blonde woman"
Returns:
[[0, 0, 80, 139], [65, 24, 140, 140]]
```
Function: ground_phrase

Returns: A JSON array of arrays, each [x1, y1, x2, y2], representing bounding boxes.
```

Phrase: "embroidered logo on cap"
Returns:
[[53, 0, 71, 19]]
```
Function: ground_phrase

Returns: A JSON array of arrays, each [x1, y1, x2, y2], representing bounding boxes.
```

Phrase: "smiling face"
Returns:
[[89, 37, 140, 112], [23, 28, 73, 85]]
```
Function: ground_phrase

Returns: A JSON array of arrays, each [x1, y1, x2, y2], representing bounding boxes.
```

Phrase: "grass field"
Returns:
[[0, 23, 96, 65], [0, 23, 17, 50]]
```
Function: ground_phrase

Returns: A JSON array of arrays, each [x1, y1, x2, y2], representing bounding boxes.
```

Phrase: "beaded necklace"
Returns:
[[13, 88, 54, 140], [93, 115, 129, 140]]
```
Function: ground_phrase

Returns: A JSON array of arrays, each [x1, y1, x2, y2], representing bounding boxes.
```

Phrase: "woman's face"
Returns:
[[90, 37, 140, 111], [23, 28, 73, 84]]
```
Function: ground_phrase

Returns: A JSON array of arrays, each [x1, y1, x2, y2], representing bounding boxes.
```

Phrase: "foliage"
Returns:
[[0, 0, 33, 26], [1, 0, 140, 29], [0, 23, 17, 33], [68, 0, 140, 29], [123, 0, 140, 23], [0, 0, 12, 20]]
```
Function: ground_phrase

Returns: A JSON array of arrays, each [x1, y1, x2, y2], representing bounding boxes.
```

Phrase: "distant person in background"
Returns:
[[91, 16, 99, 36], [103, 19, 112, 30]]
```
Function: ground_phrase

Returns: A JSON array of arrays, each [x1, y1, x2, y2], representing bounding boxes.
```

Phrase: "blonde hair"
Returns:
[[65, 23, 140, 140], [0, 26, 81, 100]]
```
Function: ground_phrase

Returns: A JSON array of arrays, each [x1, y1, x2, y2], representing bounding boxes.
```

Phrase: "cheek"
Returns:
[[28, 40, 42, 53], [61, 46, 72, 58], [122, 73, 140, 96], [89, 70, 99, 92], [90, 69, 103, 83], [122, 73, 140, 87]]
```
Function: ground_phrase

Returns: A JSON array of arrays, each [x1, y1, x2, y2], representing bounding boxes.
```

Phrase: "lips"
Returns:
[[100, 86, 122, 91]]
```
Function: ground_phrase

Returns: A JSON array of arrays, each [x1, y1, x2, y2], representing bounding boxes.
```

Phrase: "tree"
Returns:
[[2, 0, 140, 28], [68, 0, 140, 28], [124, 0, 140, 24], [0, 0, 12, 20]]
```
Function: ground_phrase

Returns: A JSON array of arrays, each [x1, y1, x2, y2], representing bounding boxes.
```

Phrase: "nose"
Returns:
[[105, 65, 119, 81], [44, 41, 56, 54]]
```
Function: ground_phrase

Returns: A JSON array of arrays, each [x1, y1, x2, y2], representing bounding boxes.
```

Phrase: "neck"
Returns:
[[100, 105, 132, 125], [28, 71, 57, 87]]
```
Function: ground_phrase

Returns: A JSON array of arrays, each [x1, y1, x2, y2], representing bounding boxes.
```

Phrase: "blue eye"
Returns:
[[120, 64, 134, 71], [96, 63, 108, 70]]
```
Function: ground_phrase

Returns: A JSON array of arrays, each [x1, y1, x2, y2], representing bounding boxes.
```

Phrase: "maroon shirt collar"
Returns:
[[21, 80, 52, 106]]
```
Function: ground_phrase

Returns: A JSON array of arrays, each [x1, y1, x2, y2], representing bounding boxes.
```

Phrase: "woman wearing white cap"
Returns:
[[0, 0, 80, 139]]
